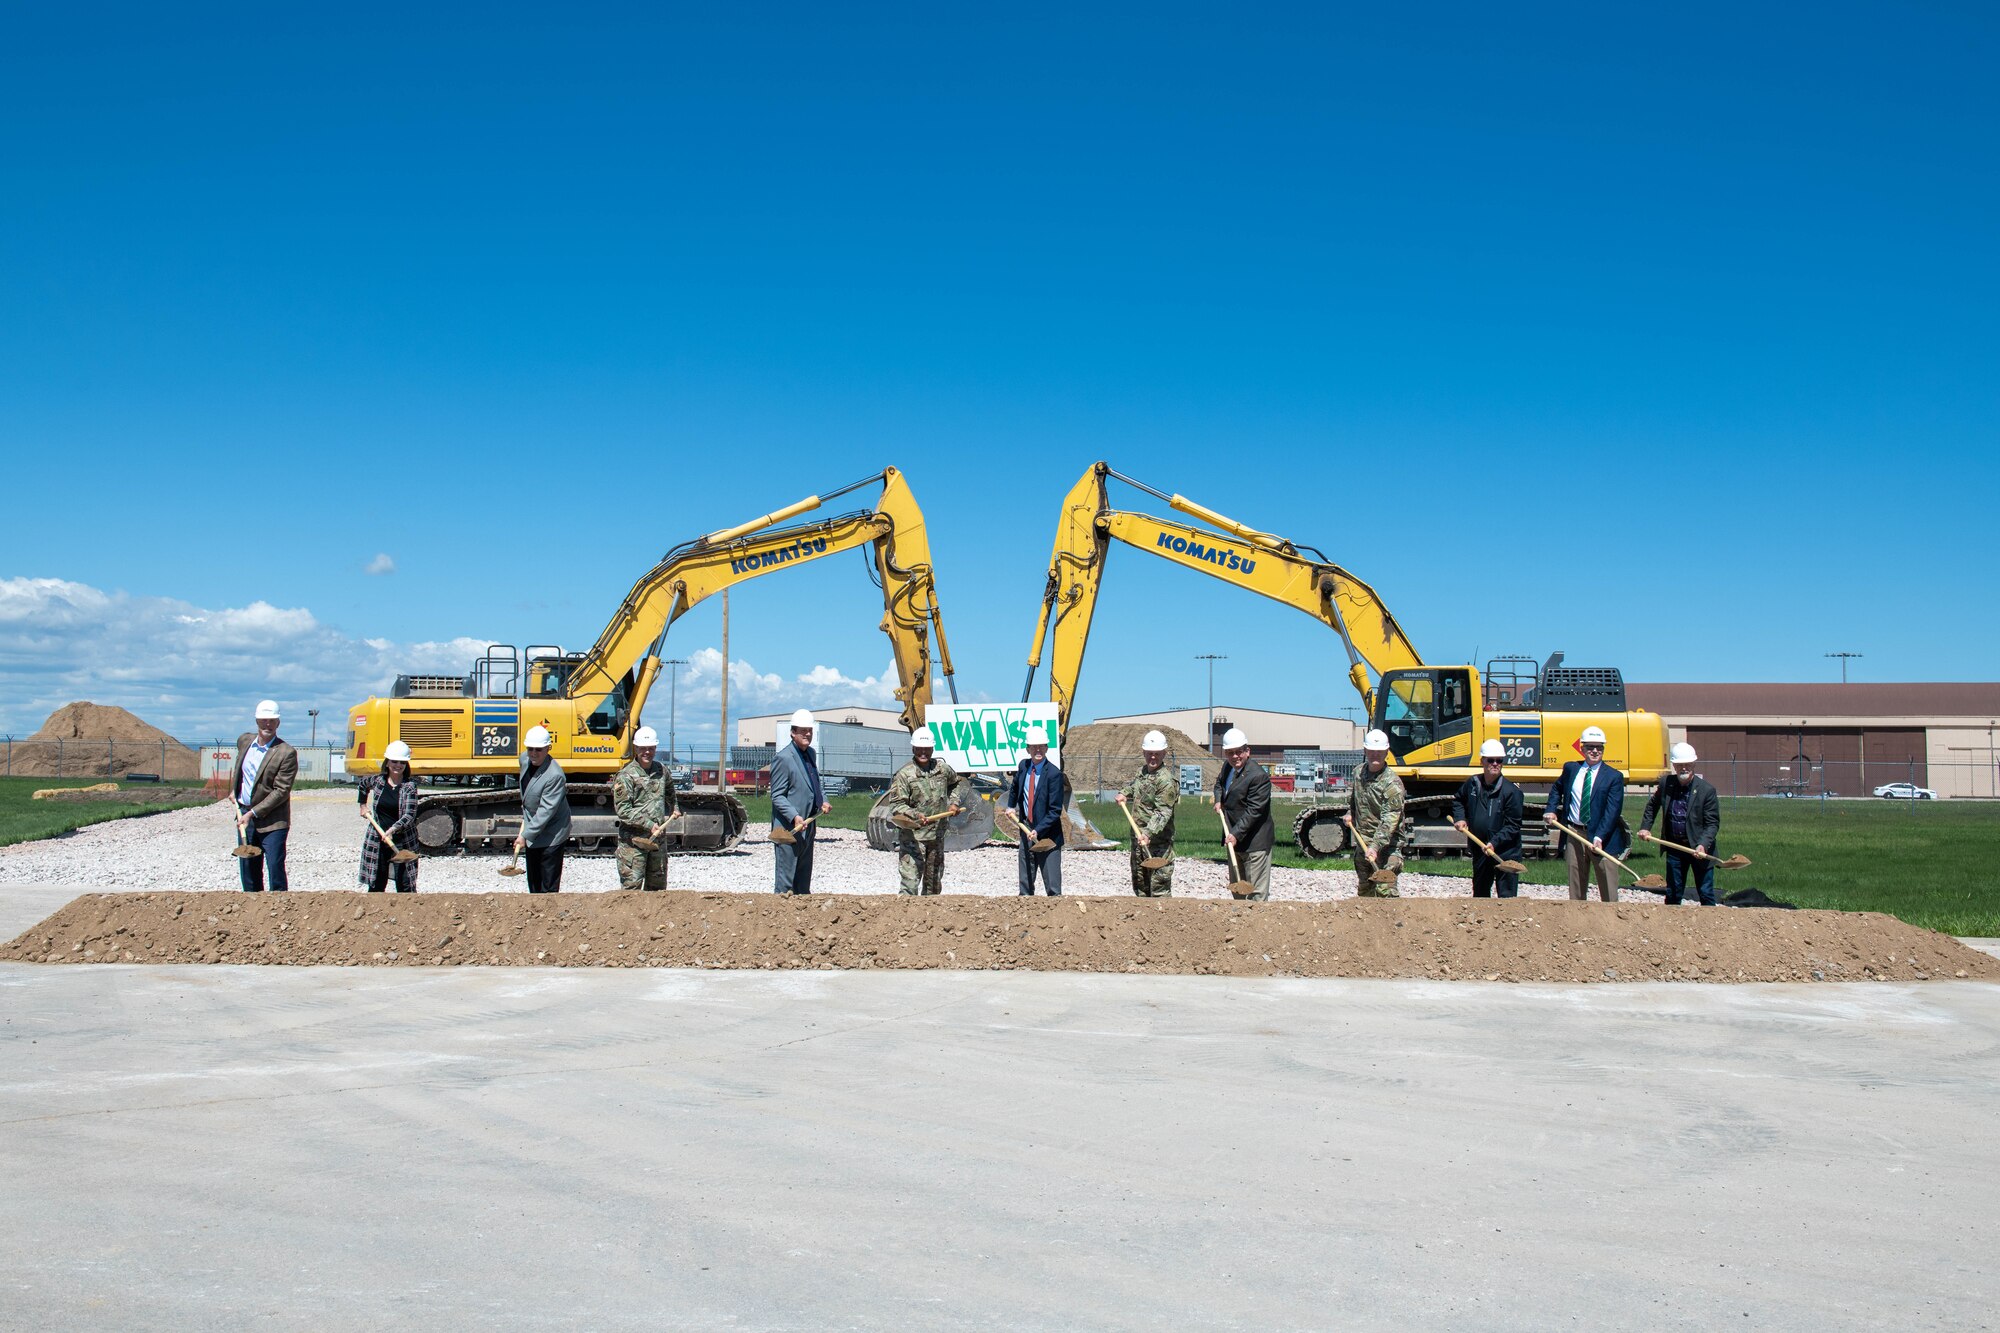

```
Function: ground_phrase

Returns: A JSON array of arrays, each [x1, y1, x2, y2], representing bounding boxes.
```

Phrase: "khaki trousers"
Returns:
[[1564, 838, 1619, 902]]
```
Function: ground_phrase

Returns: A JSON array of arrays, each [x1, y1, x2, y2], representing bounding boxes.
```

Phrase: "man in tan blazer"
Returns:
[[232, 699, 298, 891]]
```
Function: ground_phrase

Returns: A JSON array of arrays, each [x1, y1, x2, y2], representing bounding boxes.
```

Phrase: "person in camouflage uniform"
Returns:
[[883, 728, 961, 895], [613, 727, 677, 891], [1115, 731, 1178, 896], [1350, 730, 1408, 898]]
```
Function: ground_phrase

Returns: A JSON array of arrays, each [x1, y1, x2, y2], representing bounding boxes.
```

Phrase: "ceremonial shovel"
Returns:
[[891, 806, 964, 830], [366, 810, 419, 863], [1562, 824, 1668, 890], [631, 814, 690, 853], [1460, 827, 1525, 874], [1223, 840, 1257, 898], [231, 818, 262, 860], [1116, 801, 1169, 870], [1340, 814, 1400, 884], [769, 814, 818, 845], [1639, 830, 1752, 870], [1000, 808, 1056, 853]]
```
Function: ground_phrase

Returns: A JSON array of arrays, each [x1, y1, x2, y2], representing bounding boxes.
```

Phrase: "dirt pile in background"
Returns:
[[9, 703, 200, 779], [7, 892, 1994, 983], [1062, 723, 1221, 792]]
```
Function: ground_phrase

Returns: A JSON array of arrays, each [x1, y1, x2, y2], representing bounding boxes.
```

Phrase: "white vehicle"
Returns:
[[1873, 781, 1937, 800]]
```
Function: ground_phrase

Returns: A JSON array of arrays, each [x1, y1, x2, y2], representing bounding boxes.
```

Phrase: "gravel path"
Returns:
[[0, 790, 1600, 903]]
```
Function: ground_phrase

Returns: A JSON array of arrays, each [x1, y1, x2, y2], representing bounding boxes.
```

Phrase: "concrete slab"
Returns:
[[1959, 937, 2000, 960], [2, 964, 1996, 1330]]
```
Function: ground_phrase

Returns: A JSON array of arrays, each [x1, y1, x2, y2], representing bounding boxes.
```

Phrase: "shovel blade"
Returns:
[[1636, 874, 1668, 889], [391, 850, 419, 863], [769, 827, 797, 845], [1498, 859, 1527, 874], [1720, 855, 1753, 870], [231, 846, 262, 859], [1228, 881, 1257, 898], [1140, 856, 1169, 870], [497, 865, 525, 877]]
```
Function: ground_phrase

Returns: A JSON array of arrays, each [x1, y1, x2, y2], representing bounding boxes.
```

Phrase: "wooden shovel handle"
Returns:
[[1341, 813, 1379, 869], [1562, 824, 1645, 879], [1642, 830, 1706, 858], [1116, 800, 1149, 848]]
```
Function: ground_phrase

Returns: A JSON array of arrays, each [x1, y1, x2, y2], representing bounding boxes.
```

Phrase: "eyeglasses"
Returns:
[[1581, 744, 1604, 752], [1482, 758, 1503, 764]]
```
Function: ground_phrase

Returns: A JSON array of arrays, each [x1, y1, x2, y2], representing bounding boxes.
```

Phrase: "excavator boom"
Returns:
[[1024, 462, 1422, 735], [347, 466, 960, 856]]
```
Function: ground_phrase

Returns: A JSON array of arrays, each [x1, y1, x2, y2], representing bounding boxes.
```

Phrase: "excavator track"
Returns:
[[410, 785, 750, 858], [1292, 791, 1564, 860]]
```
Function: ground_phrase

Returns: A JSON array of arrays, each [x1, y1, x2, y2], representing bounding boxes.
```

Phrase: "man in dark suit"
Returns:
[[232, 699, 298, 892], [1453, 739, 1524, 898], [1006, 737, 1066, 895], [1213, 727, 1274, 900], [1639, 742, 1723, 906], [1542, 725, 1627, 902], [769, 708, 830, 895]]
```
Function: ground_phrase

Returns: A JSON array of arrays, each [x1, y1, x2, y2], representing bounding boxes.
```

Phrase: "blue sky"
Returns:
[[3, 3, 1995, 742]]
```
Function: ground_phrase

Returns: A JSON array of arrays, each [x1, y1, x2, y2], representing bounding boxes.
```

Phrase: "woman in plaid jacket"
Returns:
[[357, 741, 420, 892]]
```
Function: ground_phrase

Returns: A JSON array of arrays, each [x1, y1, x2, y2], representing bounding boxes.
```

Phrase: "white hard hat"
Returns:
[[1479, 739, 1506, 759], [1142, 730, 1167, 751], [910, 727, 934, 749], [1221, 727, 1249, 750], [1670, 742, 1698, 764], [254, 700, 281, 720], [633, 726, 659, 748], [1580, 726, 1607, 745], [1364, 729, 1391, 751], [383, 740, 412, 763], [524, 725, 552, 748], [788, 708, 815, 730]]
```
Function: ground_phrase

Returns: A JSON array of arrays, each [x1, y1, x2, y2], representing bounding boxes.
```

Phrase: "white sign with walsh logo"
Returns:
[[922, 704, 1061, 773]]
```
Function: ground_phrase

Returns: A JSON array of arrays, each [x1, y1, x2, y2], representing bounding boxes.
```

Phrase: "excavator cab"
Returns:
[[1372, 666, 1476, 764]]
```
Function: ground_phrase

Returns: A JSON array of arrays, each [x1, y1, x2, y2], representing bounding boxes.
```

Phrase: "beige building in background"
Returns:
[[1089, 705, 1360, 758], [735, 706, 905, 746]]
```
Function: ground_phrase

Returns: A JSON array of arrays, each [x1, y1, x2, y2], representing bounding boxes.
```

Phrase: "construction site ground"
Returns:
[[4, 797, 1998, 1329], [1, 912, 1995, 1330]]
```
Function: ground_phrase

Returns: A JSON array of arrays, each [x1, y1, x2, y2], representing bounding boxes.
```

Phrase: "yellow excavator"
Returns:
[[1021, 462, 1670, 858], [346, 466, 973, 856]]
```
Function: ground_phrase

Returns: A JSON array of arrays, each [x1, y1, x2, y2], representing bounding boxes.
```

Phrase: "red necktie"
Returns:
[[1026, 769, 1037, 825]]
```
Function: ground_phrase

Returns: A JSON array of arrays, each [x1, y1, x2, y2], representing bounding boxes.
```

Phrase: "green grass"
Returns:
[[0, 777, 210, 849], [1069, 793, 2000, 937]]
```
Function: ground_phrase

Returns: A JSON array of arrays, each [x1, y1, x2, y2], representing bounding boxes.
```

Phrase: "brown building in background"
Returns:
[[1626, 683, 2000, 799]]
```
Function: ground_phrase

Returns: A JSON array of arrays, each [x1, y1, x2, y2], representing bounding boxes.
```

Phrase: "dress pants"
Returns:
[[525, 847, 564, 893], [1018, 841, 1062, 895], [774, 832, 815, 894], [237, 807, 288, 892], [1563, 837, 1618, 902]]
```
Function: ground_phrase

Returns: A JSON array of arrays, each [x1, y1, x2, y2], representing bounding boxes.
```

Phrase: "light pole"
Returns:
[[308, 709, 318, 746], [1825, 651, 1862, 683], [1195, 654, 1227, 755], [662, 658, 688, 768]]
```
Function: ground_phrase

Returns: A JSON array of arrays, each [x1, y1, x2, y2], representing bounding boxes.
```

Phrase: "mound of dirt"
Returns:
[[8, 892, 1995, 983], [1062, 723, 1221, 793], [9, 703, 200, 779]]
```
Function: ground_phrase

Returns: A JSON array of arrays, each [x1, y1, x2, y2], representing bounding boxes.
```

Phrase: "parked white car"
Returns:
[[1872, 782, 1937, 800]]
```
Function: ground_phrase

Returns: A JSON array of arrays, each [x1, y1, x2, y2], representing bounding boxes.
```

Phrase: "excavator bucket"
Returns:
[[1059, 795, 1119, 850], [866, 777, 997, 853]]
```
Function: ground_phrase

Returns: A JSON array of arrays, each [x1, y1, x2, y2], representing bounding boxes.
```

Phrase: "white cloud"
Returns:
[[365, 553, 396, 576], [0, 576, 490, 739], [0, 576, 942, 747]]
